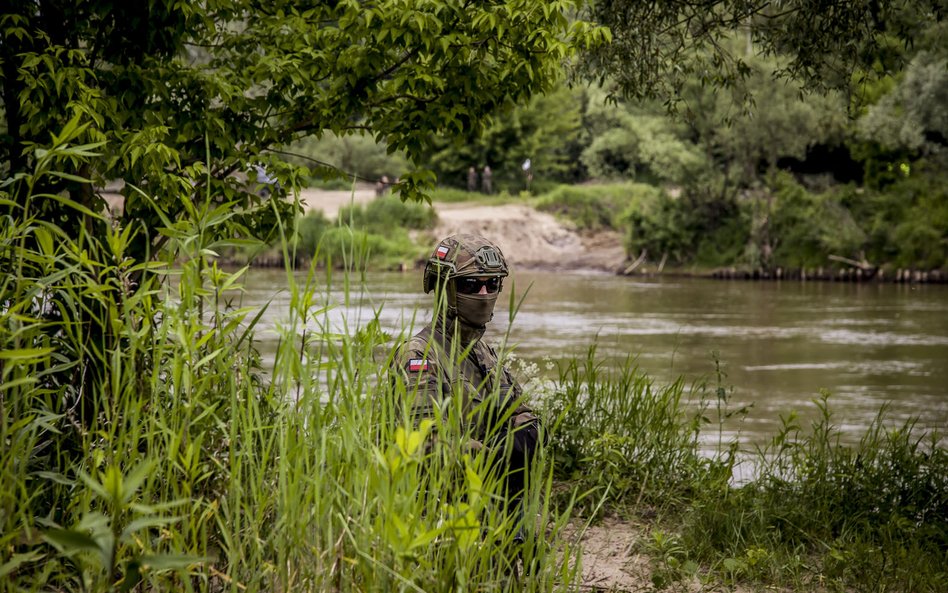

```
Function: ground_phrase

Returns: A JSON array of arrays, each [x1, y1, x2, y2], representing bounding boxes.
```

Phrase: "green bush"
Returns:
[[625, 196, 692, 262], [849, 168, 948, 269], [296, 210, 332, 258], [607, 167, 946, 271], [295, 197, 432, 267], [312, 226, 421, 268], [623, 183, 746, 266], [337, 194, 437, 233], [769, 173, 867, 269], [766, 170, 948, 271], [891, 219, 945, 269], [536, 182, 663, 231]]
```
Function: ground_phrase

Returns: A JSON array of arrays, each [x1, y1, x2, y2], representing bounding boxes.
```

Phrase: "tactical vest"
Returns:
[[395, 322, 524, 441]]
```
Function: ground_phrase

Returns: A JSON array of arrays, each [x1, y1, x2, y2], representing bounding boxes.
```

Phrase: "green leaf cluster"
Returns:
[[1, 0, 607, 257]]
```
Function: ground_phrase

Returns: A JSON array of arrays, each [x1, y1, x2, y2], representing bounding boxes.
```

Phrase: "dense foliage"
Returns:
[[582, 0, 940, 106], [1, 147, 570, 592], [3, 2, 947, 592], [0, 0, 607, 260], [294, 195, 437, 268], [408, 3, 946, 272]]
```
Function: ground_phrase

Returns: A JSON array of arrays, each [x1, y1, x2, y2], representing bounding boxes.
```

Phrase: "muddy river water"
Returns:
[[243, 268, 948, 447]]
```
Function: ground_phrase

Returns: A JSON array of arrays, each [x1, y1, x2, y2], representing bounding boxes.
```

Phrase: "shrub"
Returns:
[[296, 197, 432, 267], [536, 182, 663, 232], [579, 106, 708, 186], [337, 194, 437, 232], [307, 226, 422, 269], [296, 209, 332, 258], [849, 168, 948, 269], [766, 170, 948, 271], [623, 183, 746, 266], [769, 173, 867, 269]]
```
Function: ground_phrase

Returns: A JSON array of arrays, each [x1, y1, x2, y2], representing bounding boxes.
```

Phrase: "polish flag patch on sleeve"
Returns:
[[408, 358, 429, 372], [436, 245, 450, 259]]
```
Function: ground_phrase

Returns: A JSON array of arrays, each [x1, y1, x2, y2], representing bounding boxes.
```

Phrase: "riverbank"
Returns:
[[294, 187, 948, 283], [295, 186, 629, 274]]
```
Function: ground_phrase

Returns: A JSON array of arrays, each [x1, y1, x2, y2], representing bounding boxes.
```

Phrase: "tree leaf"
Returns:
[[0, 551, 45, 579], [43, 528, 101, 554], [121, 516, 182, 541], [139, 554, 210, 571]]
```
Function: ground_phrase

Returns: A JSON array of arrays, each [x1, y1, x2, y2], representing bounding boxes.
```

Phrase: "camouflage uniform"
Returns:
[[394, 234, 540, 510]]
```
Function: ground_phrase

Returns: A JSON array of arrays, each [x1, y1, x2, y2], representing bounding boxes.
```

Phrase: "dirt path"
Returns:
[[299, 188, 628, 274], [562, 518, 656, 592]]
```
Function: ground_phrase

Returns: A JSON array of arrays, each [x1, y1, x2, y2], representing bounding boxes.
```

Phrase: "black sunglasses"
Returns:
[[455, 277, 501, 294]]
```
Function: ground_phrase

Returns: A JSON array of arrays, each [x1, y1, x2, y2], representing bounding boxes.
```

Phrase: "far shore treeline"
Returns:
[[285, 33, 947, 278], [2, 2, 946, 592]]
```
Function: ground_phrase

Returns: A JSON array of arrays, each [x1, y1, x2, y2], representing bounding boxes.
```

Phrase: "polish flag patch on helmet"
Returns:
[[408, 358, 429, 372], [436, 245, 450, 259]]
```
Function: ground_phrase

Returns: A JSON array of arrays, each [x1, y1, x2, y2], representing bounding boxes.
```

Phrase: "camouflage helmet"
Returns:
[[423, 234, 508, 293]]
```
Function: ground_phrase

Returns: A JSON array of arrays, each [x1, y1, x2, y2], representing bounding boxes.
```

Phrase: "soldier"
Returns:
[[394, 233, 540, 541], [481, 165, 493, 194]]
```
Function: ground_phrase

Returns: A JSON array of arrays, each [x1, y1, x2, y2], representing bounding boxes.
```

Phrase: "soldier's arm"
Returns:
[[478, 344, 540, 452], [393, 342, 445, 423]]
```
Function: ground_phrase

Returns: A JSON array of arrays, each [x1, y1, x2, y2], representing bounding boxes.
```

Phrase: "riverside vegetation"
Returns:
[[287, 171, 948, 281], [2, 139, 947, 593], [3, 3, 945, 590]]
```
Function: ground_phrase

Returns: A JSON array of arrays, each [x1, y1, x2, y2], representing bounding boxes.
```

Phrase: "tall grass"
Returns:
[[538, 344, 948, 591], [1, 137, 580, 592], [680, 395, 948, 590], [537, 348, 728, 516]]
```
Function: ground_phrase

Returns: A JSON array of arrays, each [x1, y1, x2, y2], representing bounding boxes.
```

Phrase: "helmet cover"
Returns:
[[423, 234, 508, 293]]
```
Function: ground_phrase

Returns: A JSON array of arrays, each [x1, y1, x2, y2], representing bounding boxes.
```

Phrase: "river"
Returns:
[[242, 268, 948, 446]]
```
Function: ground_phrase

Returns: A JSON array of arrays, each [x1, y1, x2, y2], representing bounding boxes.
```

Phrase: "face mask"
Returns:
[[454, 292, 498, 327]]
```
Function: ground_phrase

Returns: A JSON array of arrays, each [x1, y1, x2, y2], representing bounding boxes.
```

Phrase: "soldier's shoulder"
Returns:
[[474, 340, 501, 365], [395, 328, 435, 362], [395, 331, 443, 378]]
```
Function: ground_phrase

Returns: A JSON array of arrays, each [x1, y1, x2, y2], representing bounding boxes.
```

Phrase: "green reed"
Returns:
[[1, 137, 580, 592], [679, 394, 948, 591], [539, 341, 948, 591]]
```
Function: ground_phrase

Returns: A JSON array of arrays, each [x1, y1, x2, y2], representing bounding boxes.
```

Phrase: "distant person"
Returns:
[[521, 158, 532, 192], [467, 166, 478, 192], [481, 165, 493, 194], [375, 175, 390, 197]]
